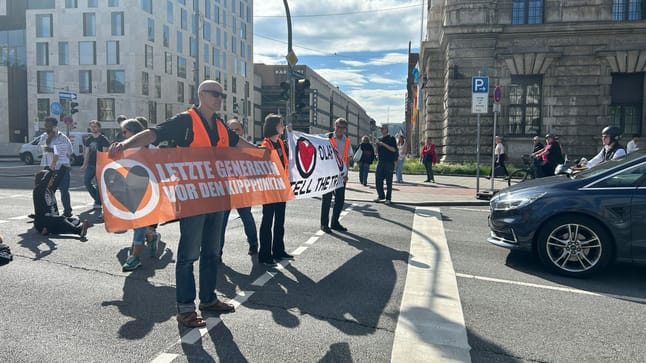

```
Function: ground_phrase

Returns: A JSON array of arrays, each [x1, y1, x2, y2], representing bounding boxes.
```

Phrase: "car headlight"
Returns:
[[491, 192, 546, 211]]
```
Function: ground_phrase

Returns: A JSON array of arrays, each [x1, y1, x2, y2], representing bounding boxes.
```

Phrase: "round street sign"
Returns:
[[63, 116, 74, 125], [494, 86, 503, 104], [50, 102, 63, 115]]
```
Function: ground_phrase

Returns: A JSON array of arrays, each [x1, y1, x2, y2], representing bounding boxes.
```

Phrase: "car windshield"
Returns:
[[574, 149, 646, 179]]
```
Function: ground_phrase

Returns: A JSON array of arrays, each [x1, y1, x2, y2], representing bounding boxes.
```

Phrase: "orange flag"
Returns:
[[96, 147, 294, 232]]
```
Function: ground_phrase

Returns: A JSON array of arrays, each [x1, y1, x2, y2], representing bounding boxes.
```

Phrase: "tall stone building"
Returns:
[[420, 0, 646, 162]]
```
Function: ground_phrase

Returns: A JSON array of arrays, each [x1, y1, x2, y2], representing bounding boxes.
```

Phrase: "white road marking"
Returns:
[[291, 246, 308, 255], [8, 215, 28, 220], [456, 273, 646, 304], [304, 236, 318, 245], [391, 207, 471, 363], [0, 220, 8, 224], [149, 353, 179, 363]]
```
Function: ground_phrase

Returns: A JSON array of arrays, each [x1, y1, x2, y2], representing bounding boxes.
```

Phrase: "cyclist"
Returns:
[[573, 126, 626, 170]]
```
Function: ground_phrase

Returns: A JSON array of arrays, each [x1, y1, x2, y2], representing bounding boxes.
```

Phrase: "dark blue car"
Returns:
[[488, 150, 646, 277]]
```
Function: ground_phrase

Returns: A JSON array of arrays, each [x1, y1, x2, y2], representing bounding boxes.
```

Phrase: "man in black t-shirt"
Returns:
[[374, 125, 398, 204]]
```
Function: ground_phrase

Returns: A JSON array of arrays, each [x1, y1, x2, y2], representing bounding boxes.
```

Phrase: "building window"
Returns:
[[79, 70, 92, 93], [98, 98, 115, 122], [65, 0, 78, 8], [37, 71, 54, 93], [106, 40, 119, 65], [58, 42, 69, 65], [163, 25, 170, 47], [203, 22, 211, 41], [512, 0, 543, 24], [148, 18, 155, 42], [145, 44, 154, 69], [87, 0, 98, 8], [108, 0, 119, 6], [177, 56, 187, 78], [177, 81, 185, 102], [181, 8, 188, 30], [148, 101, 157, 123], [165, 103, 173, 119], [142, 71, 149, 96], [155, 75, 161, 98], [205, 0, 211, 18], [111, 12, 124, 36], [609, 73, 644, 135], [189, 85, 195, 105], [83, 13, 96, 36], [177, 31, 183, 52], [37, 99, 50, 121], [79, 41, 96, 65], [141, 0, 152, 14], [36, 14, 52, 38], [507, 75, 542, 136], [232, 76, 237, 93], [613, 0, 645, 20], [215, 6, 220, 24], [165, 52, 173, 74], [167, 1, 174, 23], [203, 44, 209, 64], [212, 47, 220, 67], [107, 70, 125, 93], [36, 42, 49, 65], [190, 37, 197, 57]]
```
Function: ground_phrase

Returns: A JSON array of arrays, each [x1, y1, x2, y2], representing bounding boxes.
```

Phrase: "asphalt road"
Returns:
[[2, 160, 646, 362]]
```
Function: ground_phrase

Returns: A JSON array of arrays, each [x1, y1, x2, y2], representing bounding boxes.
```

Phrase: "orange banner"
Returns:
[[96, 147, 294, 232]]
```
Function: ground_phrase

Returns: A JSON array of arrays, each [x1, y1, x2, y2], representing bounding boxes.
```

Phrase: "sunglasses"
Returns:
[[201, 89, 226, 99]]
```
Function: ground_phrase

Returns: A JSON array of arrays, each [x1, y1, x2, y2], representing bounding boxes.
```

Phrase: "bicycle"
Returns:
[[507, 154, 539, 186]]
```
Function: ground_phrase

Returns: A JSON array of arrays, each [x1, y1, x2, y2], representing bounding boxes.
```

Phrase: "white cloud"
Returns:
[[315, 68, 368, 88], [347, 88, 407, 124], [339, 52, 409, 67]]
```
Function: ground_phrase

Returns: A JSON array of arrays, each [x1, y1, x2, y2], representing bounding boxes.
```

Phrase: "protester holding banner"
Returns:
[[219, 118, 259, 258], [320, 118, 353, 233], [374, 125, 398, 205], [108, 80, 259, 328], [259, 114, 293, 267]]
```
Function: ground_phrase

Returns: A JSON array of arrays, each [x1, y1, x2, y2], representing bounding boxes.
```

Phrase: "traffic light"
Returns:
[[279, 81, 290, 101], [70, 102, 79, 115], [295, 78, 310, 112]]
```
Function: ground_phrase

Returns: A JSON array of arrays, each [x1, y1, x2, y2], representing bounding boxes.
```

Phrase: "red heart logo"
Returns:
[[296, 137, 316, 178]]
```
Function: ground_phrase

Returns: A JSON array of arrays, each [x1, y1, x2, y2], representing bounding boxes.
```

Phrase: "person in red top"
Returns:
[[420, 136, 438, 182], [259, 114, 292, 267], [108, 80, 259, 328], [320, 118, 353, 233]]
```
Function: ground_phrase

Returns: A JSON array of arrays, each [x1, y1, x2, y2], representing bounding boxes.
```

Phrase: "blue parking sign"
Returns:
[[472, 77, 489, 93]]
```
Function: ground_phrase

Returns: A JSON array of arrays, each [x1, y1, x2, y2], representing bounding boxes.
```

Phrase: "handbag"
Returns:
[[353, 148, 363, 162]]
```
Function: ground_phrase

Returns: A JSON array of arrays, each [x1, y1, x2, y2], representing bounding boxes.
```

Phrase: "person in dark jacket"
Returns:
[[358, 135, 375, 186], [33, 168, 89, 238], [374, 125, 398, 204]]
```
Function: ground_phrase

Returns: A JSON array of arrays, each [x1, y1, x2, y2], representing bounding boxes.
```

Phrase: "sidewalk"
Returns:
[[344, 170, 504, 206]]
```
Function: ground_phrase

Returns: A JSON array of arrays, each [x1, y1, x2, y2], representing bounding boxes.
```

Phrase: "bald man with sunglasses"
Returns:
[[109, 80, 259, 328]]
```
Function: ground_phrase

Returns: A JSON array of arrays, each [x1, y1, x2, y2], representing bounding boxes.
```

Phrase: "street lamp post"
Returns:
[[282, 0, 296, 125]]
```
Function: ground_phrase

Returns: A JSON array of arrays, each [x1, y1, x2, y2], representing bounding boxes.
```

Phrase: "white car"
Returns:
[[19, 132, 87, 166]]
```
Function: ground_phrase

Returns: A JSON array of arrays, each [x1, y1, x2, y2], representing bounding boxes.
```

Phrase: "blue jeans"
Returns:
[[359, 162, 370, 184], [84, 164, 101, 205], [396, 159, 404, 182], [176, 211, 225, 314], [132, 227, 146, 246], [219, 207, 258, 255], [56, 166, 71, 215]]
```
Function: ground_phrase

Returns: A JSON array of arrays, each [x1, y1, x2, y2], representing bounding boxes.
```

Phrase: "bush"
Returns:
[[352, 158, 520, 176]]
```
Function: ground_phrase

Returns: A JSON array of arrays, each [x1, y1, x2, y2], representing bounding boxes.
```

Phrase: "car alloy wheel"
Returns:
[[537, 216, 612, 277], [23, 152, 34, 165]]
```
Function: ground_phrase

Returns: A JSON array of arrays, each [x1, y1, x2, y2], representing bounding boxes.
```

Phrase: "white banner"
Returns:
[[287, 130, 346, 199]]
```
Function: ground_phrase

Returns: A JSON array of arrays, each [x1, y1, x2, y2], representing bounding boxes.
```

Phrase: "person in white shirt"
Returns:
[[38, 117, 73, 217], [577, 126, 626, 170], [626, 134, 640, 154]]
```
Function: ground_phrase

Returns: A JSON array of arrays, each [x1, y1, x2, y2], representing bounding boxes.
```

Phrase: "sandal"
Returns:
[[176, 311, 206, 328]]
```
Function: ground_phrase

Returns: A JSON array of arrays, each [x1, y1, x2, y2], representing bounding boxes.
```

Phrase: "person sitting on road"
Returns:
[[574, 126, 626, 170], [33, 168, 89, 238]]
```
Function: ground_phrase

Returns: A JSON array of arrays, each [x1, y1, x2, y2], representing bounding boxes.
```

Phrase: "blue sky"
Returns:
[[253, 1, 426, 125]]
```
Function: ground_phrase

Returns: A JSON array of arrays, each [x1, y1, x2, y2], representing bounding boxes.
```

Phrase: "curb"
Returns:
[[345, 197, 490, 207]]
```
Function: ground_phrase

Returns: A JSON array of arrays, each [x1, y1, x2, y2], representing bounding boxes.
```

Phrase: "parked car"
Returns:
[[19, 132, 87, 166], [488, 150, 646, 277]]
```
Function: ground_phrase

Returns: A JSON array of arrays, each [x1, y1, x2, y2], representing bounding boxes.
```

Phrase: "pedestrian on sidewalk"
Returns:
[[374, 125, 398, 205], [219, 118, 259, 258], [80, 120, 110, 214], [357, 135, 375, 186], [421, 136, 437, 182], [38, 117, 73, 217], [395, 135, 407, 183], [320, 118, 352, 233], [108, 80, 257, 328], [259, 114, 293, 266], [494, 136, 509, 177]]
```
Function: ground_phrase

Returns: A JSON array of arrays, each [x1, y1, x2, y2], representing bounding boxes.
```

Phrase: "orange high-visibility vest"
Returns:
[[187, 108, 229, 147], [329, 134, 351, 164], [262, 137, 288, 178]]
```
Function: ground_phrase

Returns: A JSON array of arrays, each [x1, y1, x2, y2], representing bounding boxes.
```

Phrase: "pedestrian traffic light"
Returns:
[[295, 78, 310, 112], [279, 81, 290, 101], [70, 102, 79, 115]]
